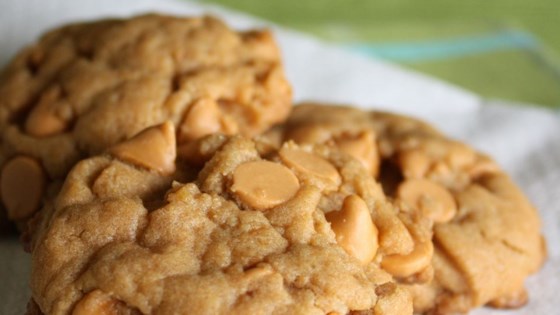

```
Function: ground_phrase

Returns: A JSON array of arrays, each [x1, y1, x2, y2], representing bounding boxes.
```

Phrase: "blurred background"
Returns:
[[200, 0, 560, 108]]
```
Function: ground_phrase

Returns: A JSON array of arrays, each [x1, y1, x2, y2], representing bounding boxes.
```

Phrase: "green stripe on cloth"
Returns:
[[201, 0, 560, 107], [347, 30, 538, 62]]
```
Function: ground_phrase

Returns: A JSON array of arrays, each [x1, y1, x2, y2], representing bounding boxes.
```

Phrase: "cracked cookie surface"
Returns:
[[267, 103, 546, 314], [30, 123, 415, 315], [0, 14, 292, 223]]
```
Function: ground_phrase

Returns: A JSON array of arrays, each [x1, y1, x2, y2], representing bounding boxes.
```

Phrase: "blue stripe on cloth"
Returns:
[[347, 30, 539, 62]]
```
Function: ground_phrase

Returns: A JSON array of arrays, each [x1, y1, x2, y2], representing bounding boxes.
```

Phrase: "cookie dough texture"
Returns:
[[30, 126, 415, 315], [0, 14, 292, 222], [269, 103, 546, 314]]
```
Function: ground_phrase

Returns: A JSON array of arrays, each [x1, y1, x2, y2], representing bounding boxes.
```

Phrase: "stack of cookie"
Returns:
[[0, 14, 545, 315]]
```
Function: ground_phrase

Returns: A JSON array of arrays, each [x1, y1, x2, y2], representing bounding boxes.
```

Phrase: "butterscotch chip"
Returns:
[[179, 99, 223, 141], [325, 194, 379, 264], [0, 14, 292, 226], [25, 107, 67, 138], [398, 150, 430, 179], [109, 121, 176, 175], [279, 146, 341, 186], [25, 86, 68, 137], [286, 125, 333, 144], [231, 160, 299, 210], [0, 155, 46, 220], [396, 179, 456, 223], [273, 103, 377, 178], [335, 131, 379, 177], [381, 241, 434, 278], [269, 103, 545, 314], [30, 135, 414, 314], [178, 98, 238, 141]]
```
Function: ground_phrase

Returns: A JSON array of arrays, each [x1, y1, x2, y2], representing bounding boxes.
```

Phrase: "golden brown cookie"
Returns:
[[0, 14, 292, 224], [30, 123, 424, 315], [269, 103, 546, 314]]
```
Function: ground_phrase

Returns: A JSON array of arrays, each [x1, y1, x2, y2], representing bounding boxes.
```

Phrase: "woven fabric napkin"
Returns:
[[0, 1, 558, 314]]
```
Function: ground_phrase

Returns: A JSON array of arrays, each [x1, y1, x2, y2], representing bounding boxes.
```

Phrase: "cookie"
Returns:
[[30, 122, 426, 315], [268, 103, 546, 314], [0, 14, 292, 224]]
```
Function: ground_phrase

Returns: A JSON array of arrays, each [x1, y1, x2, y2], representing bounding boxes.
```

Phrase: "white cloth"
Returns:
[[0, 1, 558, 314]]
